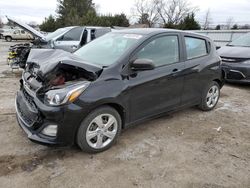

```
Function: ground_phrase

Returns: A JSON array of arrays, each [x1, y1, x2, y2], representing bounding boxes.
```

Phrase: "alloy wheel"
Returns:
[[206, 85, 219, 108], [86, 114, 118, 149]]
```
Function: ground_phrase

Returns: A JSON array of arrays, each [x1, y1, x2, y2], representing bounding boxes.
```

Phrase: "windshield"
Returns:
[[228, 33, 250, 47], [45, 27, 71, 41], [74, 33, 144, 66]]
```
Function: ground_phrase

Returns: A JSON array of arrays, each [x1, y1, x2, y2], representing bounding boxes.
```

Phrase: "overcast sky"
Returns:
[[0, 0, 250, 25]]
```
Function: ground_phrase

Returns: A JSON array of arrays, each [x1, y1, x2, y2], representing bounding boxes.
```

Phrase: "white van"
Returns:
[[3, 29, 34, 42]]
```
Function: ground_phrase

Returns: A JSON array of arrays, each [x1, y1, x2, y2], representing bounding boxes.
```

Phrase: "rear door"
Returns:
[[21, 30, 32, 40], [181, 35, 211, 105], [54, 27, 84, 52], [128, 34, 185, 122], [13, 30, 21, 39]]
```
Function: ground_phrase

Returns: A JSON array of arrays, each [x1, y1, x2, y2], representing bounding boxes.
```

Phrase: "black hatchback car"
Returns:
[[218, 33, 250, 84], [16, 29, 223, 153]]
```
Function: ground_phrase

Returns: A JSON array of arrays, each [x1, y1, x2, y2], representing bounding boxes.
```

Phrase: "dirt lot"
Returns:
[[0, 40, 249, 188]]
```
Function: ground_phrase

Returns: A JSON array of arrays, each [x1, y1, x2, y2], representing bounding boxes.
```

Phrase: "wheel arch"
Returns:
[[5, 35, 12, 40], [213, 78, 223, 88], [74, 102, 127, 147], [98, 103, 126, 129]]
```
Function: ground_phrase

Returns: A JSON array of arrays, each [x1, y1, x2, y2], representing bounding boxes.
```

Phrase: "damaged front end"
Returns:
[[15, 49, 102, 144], [6, 16, 48, 69], [8, 43, 31, 69], [8, 39, 49, 69], [24, 49, 101, 104]]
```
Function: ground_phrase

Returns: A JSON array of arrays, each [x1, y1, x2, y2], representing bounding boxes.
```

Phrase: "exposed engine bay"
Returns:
[[22, 49, 102, 99], [24, 63, 93, 92]]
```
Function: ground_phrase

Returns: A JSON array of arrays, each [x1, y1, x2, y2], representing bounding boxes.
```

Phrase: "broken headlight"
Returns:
[[45, 82, 90, 106]]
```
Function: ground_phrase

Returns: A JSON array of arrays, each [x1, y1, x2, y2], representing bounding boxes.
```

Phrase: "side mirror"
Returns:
[[131, 59, 155, 71]]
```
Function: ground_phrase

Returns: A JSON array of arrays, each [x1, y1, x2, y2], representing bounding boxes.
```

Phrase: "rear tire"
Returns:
[[199, 81, 220, 111], [77, 106, 122, 153], [5, 36, 12, 42]]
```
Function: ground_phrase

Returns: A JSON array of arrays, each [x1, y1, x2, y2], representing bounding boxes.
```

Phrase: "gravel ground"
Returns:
[[0, 39, 249, 188]]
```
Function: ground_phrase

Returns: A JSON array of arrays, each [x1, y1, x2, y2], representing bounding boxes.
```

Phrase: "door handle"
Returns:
[[172, 68, 179, 73], [171, 69, 182, 77]]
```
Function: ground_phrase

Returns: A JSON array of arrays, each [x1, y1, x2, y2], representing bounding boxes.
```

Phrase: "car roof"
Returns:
[[112, 28, 210, 39], [113, 28, 179, 35], [85, 26, 111, 29], [66, 26, 111, 30]]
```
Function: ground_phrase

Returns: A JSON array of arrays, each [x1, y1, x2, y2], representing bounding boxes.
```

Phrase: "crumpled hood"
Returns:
[[27, 49, 102, 78], [218, 46, 250, 59]]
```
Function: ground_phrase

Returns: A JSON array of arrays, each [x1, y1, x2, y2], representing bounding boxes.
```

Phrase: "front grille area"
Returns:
[[22, 88, 37, 111], [226, 70, 245, 80], [16, 100, 36, 126], [16, 89, 42, 128]]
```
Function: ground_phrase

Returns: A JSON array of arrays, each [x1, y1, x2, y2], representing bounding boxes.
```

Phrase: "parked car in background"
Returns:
[[16, 29, 223, 153], [3, 29, 34, 42], [218, 32, 250, 84], [0, 29, 15, 39], [6, 16, 111, 68], [0, 29, 5, 39], [49, 26, 111, 53]]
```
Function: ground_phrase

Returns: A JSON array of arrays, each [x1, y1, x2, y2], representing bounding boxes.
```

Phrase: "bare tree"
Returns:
[[225, 17, 234, 30], [131, 0, 160, 27], [203, 9, 212, 30], [156, 0, 198, 26]]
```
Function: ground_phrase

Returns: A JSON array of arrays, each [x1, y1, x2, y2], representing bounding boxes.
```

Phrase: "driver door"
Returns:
[[128, 34, 185, 122], [54, 27, 84, 52]]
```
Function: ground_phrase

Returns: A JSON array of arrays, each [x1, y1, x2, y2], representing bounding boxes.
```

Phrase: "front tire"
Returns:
[[5, 36, 12, 42], [199, 81, 220, 111], [77, 106, 122, 153]]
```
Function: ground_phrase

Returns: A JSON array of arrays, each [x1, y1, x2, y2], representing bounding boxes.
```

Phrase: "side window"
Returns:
[[90, 29, 96, 40], [185, 37, 208, 59], [95, 29, 110, 38], [135, 35, 179, 67], [62, 27, 83, 41], [14, 30, 19, 34], [21, 30, 25, 34]]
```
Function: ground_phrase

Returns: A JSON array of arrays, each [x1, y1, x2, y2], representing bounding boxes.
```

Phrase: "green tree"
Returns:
[[56, 0, 95, 26], [40, 15, 57, 32], [178, 13, 200, 30], [40, 0, 130, 31], [215, 25, 221, 30], [0, 17, 3, 28], [232, 24, 238, 30], [82, 13, 130, 27], [138, 13, 150, 26], [113, 14, 130, 27], [164, 13, 200, 30]]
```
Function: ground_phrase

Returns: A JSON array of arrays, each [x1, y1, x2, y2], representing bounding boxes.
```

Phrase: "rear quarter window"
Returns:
[[185, 37, 208, 59], [95, 29, 111, 38]]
